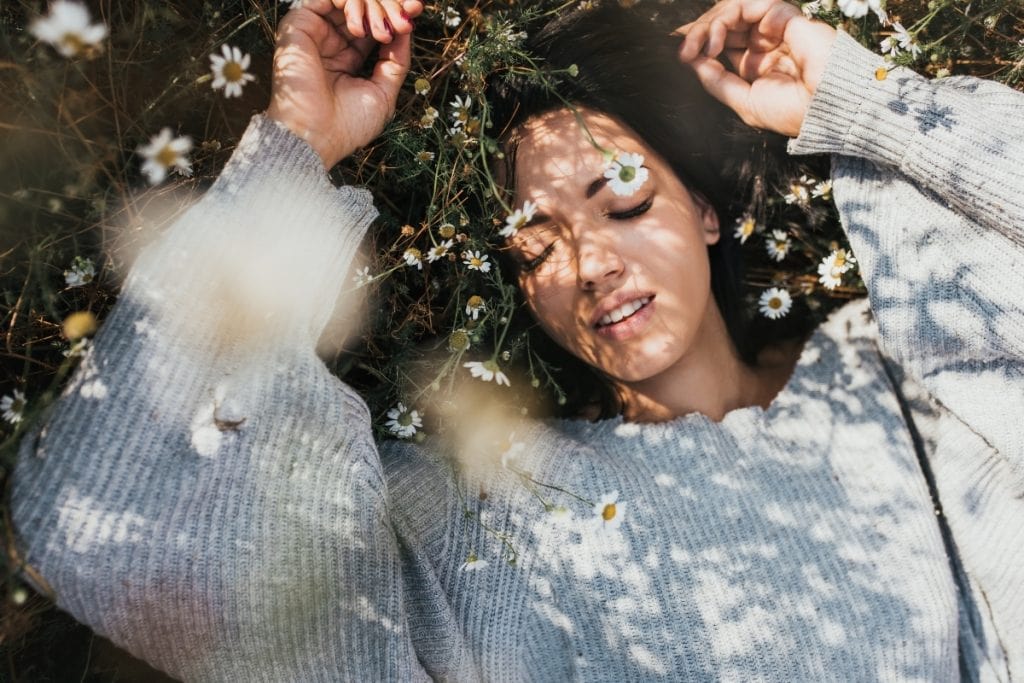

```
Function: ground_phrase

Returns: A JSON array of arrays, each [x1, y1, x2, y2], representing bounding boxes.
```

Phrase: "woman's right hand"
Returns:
[[675, 0, 837, 138], [266, 0, 424, 169]]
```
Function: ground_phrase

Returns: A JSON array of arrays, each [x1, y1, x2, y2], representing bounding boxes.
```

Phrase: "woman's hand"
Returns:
[[266, 0, 424, 169], [675, 0, 837, 138]]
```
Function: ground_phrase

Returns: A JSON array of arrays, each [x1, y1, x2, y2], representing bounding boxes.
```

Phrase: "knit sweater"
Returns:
[[11, 33, 1024, 682]]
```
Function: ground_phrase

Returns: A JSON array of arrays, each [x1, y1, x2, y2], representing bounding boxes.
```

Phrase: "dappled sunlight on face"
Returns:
[[510, 107, 721, 385]]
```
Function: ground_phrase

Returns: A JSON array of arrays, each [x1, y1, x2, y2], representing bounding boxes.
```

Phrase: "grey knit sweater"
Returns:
[[11, 33, 1024, 681]]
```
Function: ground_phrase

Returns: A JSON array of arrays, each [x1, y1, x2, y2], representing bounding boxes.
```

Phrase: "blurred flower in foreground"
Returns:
[[604, 152, 648, 197], [353, 266, 373, 288], [459, 552, 488, 571], [137, 128, 193, 185], [64, 256, 95, 288], [817, 248, 857, 290], [62, 311, 98, 341], [759, 287, 793, 320], [30, 1, 108, 59], [210, 44, 256, 98], [464, 360, 510, 387], [1, 390, 26, 424], [591, 491, 625, 532], [385, 402, 422, 438]]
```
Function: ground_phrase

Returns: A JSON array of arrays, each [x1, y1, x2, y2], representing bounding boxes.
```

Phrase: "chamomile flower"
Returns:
[[801, 1, 822, 17], [416, 150, 435, 164], [414, 78, 431, 96], [817, 248, 857, 290], [459, 552, 489, 572], [64, 256, 95, 288], [30, 1, 108, 59], [443, 7, 462, 27], [465, 295, 486, 321], [1, 390, 26, 425], [592, 491, 625, 532], [734, 214, 758, 244], [464, 359, 511, 387], [783, 178, 812, 206], [449, 94, 472, 127], [880, 22, 921, 58], [210, 44, 256, 99], [500, 200, 538, 239], [137, 128, 193, 185], [420, 106, 440, 128], [385, 402, 422, 438], [765, 230, 792, 262], [811, 180, 833, 200], [426, 239, 454, 263], [604, 152, 649, 197], [403, 247, 424, 270], [758, 287, 793, 320], [353, 266, 373, 288], [463, 250, 491, 273], [837, 0, 886, 21]]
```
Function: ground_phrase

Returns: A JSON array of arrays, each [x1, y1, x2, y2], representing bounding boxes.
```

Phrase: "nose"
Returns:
[[576, 237, 625, 292]]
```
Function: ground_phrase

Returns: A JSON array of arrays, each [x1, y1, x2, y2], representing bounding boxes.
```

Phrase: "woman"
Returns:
[[10, 0, 1023, 680]]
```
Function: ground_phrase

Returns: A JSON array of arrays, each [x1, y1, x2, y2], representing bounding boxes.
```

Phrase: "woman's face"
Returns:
[[509, 107, 722, 385]]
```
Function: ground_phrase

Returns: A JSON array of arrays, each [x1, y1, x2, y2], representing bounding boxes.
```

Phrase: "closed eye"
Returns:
[[607, 195, 654, 220], [521, 242, 556, 273]]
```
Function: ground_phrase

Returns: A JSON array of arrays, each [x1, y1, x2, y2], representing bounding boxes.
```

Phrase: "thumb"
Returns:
[[685, 54, 755, 125], [372, 31, 411, 107]]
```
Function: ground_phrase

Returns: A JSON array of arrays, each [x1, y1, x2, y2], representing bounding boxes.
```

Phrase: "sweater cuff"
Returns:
[[788, 31, 921, 168]]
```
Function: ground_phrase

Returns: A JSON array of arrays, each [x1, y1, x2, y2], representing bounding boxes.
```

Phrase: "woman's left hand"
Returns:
[[675, 0, 837, 138]]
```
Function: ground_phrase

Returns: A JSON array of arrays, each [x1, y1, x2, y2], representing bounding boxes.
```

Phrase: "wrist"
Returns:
[[265, 105, 347, 169]]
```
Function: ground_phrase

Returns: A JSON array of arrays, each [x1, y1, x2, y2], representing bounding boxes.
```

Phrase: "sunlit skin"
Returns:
[[510, 108, 795, 423]]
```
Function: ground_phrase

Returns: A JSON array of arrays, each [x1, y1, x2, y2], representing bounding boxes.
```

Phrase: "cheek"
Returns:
[[520, 276, 581, 349]]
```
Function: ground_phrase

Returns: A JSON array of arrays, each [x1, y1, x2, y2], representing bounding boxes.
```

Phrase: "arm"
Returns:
[[12, 3, 431, 680]]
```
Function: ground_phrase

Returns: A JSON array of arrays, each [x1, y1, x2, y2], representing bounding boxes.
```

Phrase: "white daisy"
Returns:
[[465, 295, 486, 321], [463, 359, 510, 387], [758, 287, 793, 320], [459, 552, 489, 571], [416, 150, 435, 164], [765, 229, 792, 262], [443, 6, 462, 27], [449, 94, 472, 127], [801, 0, 822, 17], [210, 44, 256, 98], [734, 214, 758, 245], [385, 402, 422, 438], [811, 180, 833, 199], [817, 248, 857, 290], [403, 247, 424, 270], [500, 200, 538, 239], [64, 256, 95, 287], [604, 152, 649, 197], [1, 389, 26, 424], [137, 128, 193, 185], [30, 1, 108, 58], [880, 22, 921, 58], [420, 106, 440, 129], [837, 0, 886, 21], [426, 239, 454, 263], [462, 250, 491, 273], [783, 179, 811, 206], [353, 266, 373, 288], [592, 491, 625, 532]]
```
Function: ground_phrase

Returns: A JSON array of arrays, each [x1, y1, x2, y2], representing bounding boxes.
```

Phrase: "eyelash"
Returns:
[[519, 196, 654, 273]]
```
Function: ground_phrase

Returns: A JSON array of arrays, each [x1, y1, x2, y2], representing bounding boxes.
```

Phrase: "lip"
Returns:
[[594, 298, 656, 341], [589, 291, 656, 328]]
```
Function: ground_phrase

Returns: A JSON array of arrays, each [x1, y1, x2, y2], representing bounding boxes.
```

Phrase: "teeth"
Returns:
[[598, 297, 651, 327]]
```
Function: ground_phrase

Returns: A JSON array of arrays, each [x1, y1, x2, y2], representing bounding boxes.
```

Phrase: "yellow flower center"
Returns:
[[156, 145, 178, 168], [449, 329, 470, 352], [739, 219, 755, 236], [471, 257, 483, 268], [601, 503, 617, 522], [439, 223, 455, 238], [223, 61, 244, 83], [618, 165, 636, 183], [60, 32, 86, 56], [467, 295, 483, 309], [769, 298, 782, 310]]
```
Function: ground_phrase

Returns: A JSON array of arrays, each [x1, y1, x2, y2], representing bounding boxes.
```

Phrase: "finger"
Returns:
[[365, 0, 394, 43], [371, 30, 411, 106], [678, 21, 710, 62], [335, 34, 376, 73], [401, 0, 424, 20], [336, 0, 367, 37], [380, 0, 413, 33], [705, 18, 729, 58], [685, 54, 755, 124]]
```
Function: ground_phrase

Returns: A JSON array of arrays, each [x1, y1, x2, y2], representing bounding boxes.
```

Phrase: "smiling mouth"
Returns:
[[595, 296, 653, 328]]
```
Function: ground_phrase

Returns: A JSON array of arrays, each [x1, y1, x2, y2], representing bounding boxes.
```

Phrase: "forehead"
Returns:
[[513, 108, 651, 197]]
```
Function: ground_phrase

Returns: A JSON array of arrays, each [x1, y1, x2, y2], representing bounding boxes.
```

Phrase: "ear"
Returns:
[[691, 190, 720, 246]]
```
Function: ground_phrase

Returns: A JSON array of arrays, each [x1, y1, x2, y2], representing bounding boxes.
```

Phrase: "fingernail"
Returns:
[[363, 17, 371, 35], [384, 17, 395, 35], [401, 9, 413, 24]]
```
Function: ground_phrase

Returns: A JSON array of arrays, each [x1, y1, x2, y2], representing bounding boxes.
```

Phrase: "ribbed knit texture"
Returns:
[[12, 35, 1024, 681]]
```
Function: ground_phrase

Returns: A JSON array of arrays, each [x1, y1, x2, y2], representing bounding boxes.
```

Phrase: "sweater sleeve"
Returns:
[[10, 115, 429, 682], [788, 32, 1024, 461]]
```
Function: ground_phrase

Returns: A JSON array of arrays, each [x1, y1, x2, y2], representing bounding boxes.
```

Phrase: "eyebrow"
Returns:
[[519, 176, 610, 231]]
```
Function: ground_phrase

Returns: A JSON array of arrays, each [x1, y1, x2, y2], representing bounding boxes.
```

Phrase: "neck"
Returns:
[[616, 302, 775, 423]]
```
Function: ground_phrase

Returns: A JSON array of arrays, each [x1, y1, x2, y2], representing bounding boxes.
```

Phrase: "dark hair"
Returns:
[[486, 2, 814, 420]]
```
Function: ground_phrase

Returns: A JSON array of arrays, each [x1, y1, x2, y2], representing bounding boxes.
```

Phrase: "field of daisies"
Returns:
[[1, 0, 1022, 678]]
